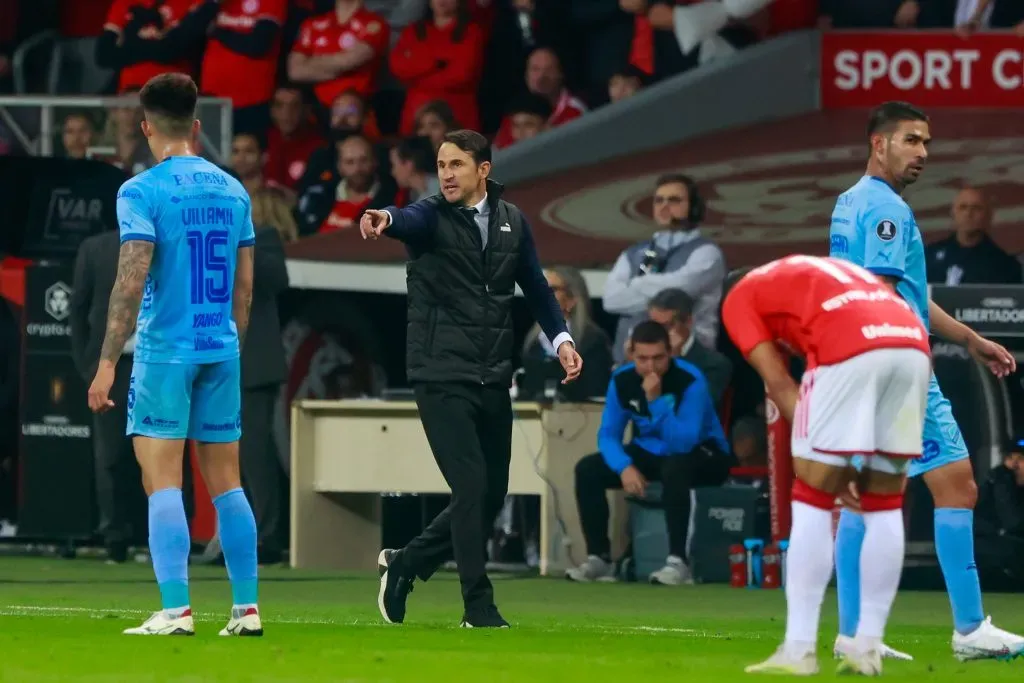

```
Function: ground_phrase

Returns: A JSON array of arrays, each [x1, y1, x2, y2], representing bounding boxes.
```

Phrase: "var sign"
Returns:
[[45, 189, 103, 235]]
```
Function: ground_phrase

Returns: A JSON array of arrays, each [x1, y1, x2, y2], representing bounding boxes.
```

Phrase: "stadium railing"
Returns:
[[0, 96, 233, 165]]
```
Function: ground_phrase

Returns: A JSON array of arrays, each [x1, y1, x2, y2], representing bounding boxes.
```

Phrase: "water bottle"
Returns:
[[743, 538, 764, 588], [729, 544, 746, 588], [761, 543, 781, 589]]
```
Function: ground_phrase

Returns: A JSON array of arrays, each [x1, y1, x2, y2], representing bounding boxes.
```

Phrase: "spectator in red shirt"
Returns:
[[230, 131, 295, 202], [413, 99, 459, 150], [197, 0, 290, 135], [295, 133, 396, 235], [390, 135, 440, 207], [95, 0, 202, 93], [492, 47, 586, 149], [58, 0, 116, 94], [286, 0, 391, 110], [391, 0, 486, 135], [263, 85, 326, 191]]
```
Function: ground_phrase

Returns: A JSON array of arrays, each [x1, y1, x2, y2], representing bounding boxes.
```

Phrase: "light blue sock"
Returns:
[[934, 508, 984, 635], [835, 508, 866, 638], [148, 487, 191, 611], [213, 488, 259, 606]]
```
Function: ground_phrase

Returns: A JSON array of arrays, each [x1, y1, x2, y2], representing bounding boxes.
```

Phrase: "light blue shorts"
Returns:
[[852, 374, 969, 477], [126, 358, 241, 443]]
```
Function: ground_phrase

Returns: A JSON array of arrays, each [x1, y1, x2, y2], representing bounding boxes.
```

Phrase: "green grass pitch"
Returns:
[[1, 557, 1022, 681]]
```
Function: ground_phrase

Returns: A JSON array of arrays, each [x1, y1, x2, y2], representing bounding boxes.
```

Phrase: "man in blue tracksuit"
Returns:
[[567, 320, 732, 585]]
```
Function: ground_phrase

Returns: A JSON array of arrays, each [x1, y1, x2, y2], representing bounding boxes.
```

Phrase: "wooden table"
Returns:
[[289, 399, 628, 576]]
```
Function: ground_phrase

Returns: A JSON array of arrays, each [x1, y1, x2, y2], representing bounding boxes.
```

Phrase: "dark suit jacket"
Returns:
[[241, 226, 289, 390], [681, 338, 732, 406], [70, 230, 121, 381]]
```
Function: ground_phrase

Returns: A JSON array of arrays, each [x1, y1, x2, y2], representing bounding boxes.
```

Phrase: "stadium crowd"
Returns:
[[0, 0, 1023, 589]]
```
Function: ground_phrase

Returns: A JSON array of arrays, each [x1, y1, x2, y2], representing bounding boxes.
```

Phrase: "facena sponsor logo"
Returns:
[[861, 323, 924, 340]]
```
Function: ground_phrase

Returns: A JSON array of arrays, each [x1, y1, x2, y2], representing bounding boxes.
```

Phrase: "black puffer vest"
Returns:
[[405, 180, 524, 386]]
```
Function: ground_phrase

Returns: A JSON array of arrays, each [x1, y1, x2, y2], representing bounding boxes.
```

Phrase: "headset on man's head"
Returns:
[[655, 173, 705, 228]]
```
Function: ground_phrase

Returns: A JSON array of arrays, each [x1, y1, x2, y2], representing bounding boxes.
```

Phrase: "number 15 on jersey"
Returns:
[[187, 229, 230, 305]]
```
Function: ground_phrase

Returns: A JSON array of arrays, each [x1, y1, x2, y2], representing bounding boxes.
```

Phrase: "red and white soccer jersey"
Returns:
[[722, 254, 931, 461]]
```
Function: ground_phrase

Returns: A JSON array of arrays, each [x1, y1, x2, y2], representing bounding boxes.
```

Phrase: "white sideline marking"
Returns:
[[0, 605, 723, 636]]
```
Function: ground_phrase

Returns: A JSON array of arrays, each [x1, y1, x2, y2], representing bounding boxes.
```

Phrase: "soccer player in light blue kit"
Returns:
[[87, 73, 262, 637], [828, 101, 1023, 665]]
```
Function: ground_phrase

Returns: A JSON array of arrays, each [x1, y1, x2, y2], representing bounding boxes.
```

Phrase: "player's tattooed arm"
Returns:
[[100, 240, 154, 363], [233, 245, 255, 348]]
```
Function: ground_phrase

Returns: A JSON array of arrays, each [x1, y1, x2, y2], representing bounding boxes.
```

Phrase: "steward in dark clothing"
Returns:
[[975, 447, 1024, 591]]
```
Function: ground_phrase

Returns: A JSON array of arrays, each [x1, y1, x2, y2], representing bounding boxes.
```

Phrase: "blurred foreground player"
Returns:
[[722, 255, 931, 676], [88, 73, 262, 636], [829, 101, 1024, 661]]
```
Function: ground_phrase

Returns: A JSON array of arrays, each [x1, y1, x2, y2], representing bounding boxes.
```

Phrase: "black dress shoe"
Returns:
[[377, 549, 415, 624], [460, 604, 509, 628]]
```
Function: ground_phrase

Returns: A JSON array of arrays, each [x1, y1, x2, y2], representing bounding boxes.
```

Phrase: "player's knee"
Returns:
[[792, 478, 836, 511], [793, 457, 848, 496], [924, 460, 978, 509], [859, 490, 904, 512]]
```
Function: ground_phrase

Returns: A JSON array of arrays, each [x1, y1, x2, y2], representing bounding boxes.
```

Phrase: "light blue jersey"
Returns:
[[116, 156, 255, 364], [828, 175, 929, 328], [118, 156, 254, 443], [829, 175, 967, 477]]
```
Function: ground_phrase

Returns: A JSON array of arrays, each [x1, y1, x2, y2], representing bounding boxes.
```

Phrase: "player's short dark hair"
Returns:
[[507, 93, 553, 121], [395, 136, 436, 174], [630, 320, 671, 349], [442, 129, 491, 165], [140, 73, 198, 138], [649, 288, 694, 320], [655, 173, 694, 192], [866, 101, 928, 138]]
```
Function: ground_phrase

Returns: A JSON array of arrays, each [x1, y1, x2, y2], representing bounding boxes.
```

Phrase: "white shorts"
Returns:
[[791, 347, 930, 473]]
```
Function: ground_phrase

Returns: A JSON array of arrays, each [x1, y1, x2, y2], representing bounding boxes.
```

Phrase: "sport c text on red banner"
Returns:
[[821, 32, 1024, 108]]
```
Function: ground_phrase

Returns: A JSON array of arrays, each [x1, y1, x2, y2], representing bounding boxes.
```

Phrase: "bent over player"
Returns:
[[87, 73, 261, 637], [723, 255, 931, 676], [829, 101, 1023, 661]]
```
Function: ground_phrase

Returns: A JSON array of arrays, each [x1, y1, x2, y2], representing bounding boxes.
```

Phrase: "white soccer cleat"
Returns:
[[952, 616, 1024, 661], [565, 555, 616, 583], [219, 607, 264, 636], [648, 558, 694, 586], [123, 609, 195, 636], [745, 646, 819, 675], [834, 634, 914, 661], [836, 648, 883, 676]]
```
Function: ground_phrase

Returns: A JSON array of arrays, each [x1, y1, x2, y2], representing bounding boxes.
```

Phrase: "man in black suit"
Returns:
[[239, 226, 289, 563], [70, 230, 146, 562]]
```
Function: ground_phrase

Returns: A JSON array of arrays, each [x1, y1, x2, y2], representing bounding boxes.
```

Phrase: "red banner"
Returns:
[[821, 31, 1024, 108]]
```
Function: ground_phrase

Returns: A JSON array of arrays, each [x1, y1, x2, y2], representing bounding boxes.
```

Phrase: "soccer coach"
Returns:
[[360, 129, 582, 628]]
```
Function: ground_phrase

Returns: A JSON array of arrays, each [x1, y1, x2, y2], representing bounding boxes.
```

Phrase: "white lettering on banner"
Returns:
[[26, 323, 71, 337], [861, 324, 924, 341], [834, 49, 980, 91], [708, 507, 745, 533], [993, 50, 1022, 89], [22, 415, 91, 439], [955, 307, 1024, 324]]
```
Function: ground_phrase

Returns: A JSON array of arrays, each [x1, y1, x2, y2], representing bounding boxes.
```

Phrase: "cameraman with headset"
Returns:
[[603, 174, 727, 365]]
